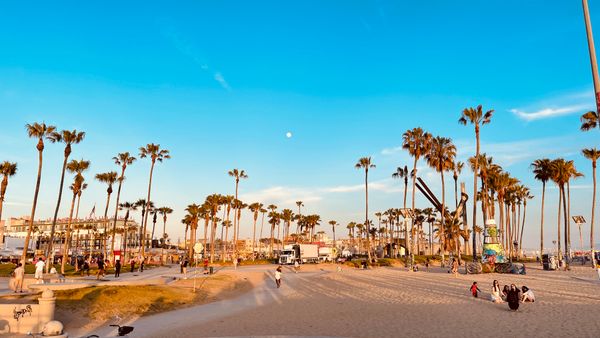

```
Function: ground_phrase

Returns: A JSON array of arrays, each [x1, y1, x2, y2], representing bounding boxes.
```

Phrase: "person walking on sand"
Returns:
[[275, 266, 282, 288], [507, 284, 521, 311], [294, 260, 300, 273], [115, 260, 121, 278], [452, 258, 459, 276], [13, 263, 25, 293], [35, 258, 45, 283], [470, 281, 481, 298], [96, 257, 105, 280]]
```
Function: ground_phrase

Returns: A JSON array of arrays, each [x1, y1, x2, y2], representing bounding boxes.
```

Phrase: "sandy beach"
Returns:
[[88, 263, 599, 338]]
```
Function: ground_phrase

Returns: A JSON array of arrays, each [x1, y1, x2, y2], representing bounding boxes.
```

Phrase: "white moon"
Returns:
[[286, 132, 292, 138]]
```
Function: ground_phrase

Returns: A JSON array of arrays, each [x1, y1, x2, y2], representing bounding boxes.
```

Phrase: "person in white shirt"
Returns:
[[294, 260, 300, 273], [521, 286, 535, 302], [13, 263, 25, 293], [275, 266, 282, 288], [35, 258, 45, 282]]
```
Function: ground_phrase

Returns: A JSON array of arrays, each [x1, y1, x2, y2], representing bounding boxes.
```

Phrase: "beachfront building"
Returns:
[[3, 216, 144, 257]]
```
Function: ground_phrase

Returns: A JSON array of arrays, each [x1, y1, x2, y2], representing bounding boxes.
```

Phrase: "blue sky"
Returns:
[[0, 1, 599, 250]]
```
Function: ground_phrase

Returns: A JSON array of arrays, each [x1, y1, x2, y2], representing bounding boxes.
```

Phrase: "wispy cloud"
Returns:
[[214, 72, 231, 91], [510, 105, 588, 121], [158, 20, 232, 91], [510, 90, 593, 121]]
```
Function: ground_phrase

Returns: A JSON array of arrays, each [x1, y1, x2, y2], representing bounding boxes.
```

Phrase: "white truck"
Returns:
[[279, 244, 319, 264], [318, 246, 335, 262]]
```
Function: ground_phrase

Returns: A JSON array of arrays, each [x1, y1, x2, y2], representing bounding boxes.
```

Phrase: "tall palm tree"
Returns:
[[119, 202, 137, 262], [581, 111, 599, 131], [248, 202, 263, 260], [355, 157, 375, 261], [185, 204, 201, 258], [228, 169, 248, 247], [259, 207, 267, 255], [22, 122, 57, 265], [47, 129, 85, 268], [0, 161, 17, 245], [95, 171, 118, 259], [221, 195, 234, 261], [281, 208, 294, 246], [205, 194, 221, 263], [295, 201, 304, 234], [518, 187, 533, 258], [110, 152, 136, 257], [181, 217, 191, 255], [392, 165, 409, 254], [158, 206, 173, 262], [268, 210, 280, 257], [459, 105, 494, 260], [329, 220, 338, 248], [139, 143, 170, 258], [532, 159, 552, 258], [61, 159, 90, 273], [582, 148, 600, 261], [403, 128, 432, 259], [425, 136, 456, 262], [452, 161, 465, 208]]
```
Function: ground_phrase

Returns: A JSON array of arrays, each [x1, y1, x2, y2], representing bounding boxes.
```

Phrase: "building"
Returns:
[[3, 216, 144, 256]]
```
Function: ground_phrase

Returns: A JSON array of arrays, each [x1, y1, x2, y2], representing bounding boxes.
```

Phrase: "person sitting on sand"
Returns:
[[521, 286, 535, 302], [491, 280, 503, 303], [502, 285, 510, 301], [507, 284, 521, 311]]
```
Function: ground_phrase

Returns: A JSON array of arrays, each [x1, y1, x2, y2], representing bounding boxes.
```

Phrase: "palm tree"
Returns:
[[281, 209, 294, 246], [110, 152, 136, 257], [403, 128, 432, 259], [61, 159, 90, 273], [459, 105, 494, 260], [221, 195, 234, 261], [581, 111, 599, 131], [0, 161, 17, 245], [295, 201, 304, 234], [228, 169, 248, 247], [518, 187, 533, 258], [248, 202, 263, 260], [181, 217, 191, 255], [532, 159, 552, 258], [119, 202, 137, 262], [329, 220, 338, 248], [47, 129, 85, 268], [22, 122, 57, 265], [582, 148, 600, 261], [425, 136, 456, 263], [452, 161, 465, 208], [259, 207, 267, 255], [185, 204, 201, 258], [158, 206, 173, 262], [139, 143, 170, 258], [268, 210, 280, 257], [355, 157, 375, 261], [95, 171, 118, 259], [392, 165, 409, 254], [205, 194, 221, 263]]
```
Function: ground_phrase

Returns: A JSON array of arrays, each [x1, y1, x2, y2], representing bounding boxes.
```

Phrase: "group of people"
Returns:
[[486, 279, 535, 310]]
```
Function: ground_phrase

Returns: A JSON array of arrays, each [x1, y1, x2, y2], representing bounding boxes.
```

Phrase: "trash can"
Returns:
[[209, 266, 214, 274]]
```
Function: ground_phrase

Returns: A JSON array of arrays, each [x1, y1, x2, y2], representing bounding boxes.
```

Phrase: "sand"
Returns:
[[107, 263, 600, 338]]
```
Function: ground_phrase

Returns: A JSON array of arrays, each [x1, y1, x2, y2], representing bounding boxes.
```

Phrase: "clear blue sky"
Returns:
[[0, 1, 599, 250]]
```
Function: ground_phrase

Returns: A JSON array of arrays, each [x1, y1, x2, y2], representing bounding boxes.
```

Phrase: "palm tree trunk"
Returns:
[[161, 217, 167, 264], [591, 161, 597, 267], [252, 216, 257, 260], [61, 193, 77, 274], [203, 218, 208, 260], [210, 218, 217, 263], [365, 169, 372, 262], [111, 166, 126, 262], [47, 153, 69, 271], [22, 145, 44, 266], [103, 191, 111, 260], [440, 170, 446, 264], [567, 181, 572, 260], [223, 224, 229, 262], [557, 189, 562, 259], [410, 158, 418, 262], [472, 127, 480, 261], [454, 176, 458, 208], [562, 185, 570, 267], [259, 213, 265, 257], [540, 182, 546, 259], [519, 202, 527, 259], [141, 161, 156, 258]]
